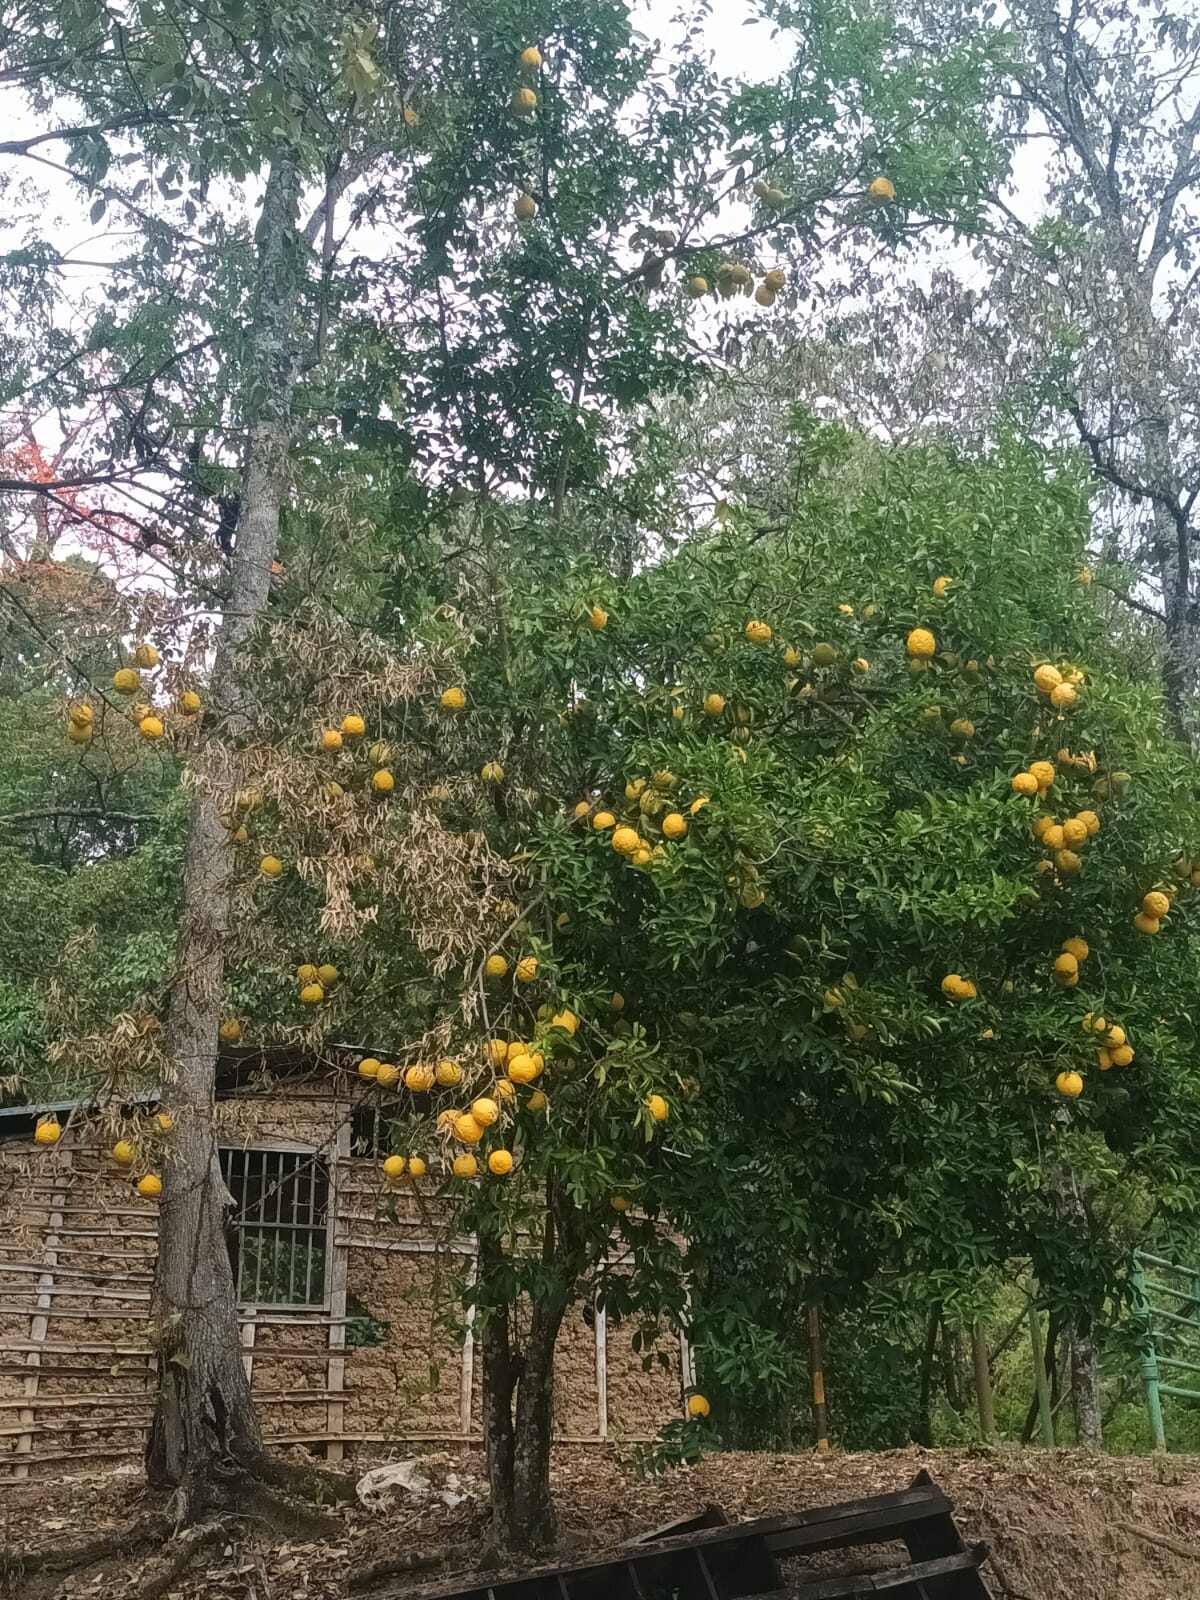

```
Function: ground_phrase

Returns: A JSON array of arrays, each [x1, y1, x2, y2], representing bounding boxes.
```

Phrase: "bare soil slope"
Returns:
[[3, 1446, 1200, 1599]]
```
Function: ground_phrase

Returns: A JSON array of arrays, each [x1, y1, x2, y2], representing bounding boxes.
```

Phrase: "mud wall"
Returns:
[[0, 1079, 684, 1477]]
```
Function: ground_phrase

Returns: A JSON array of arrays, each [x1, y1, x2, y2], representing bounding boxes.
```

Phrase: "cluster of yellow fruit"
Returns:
[[1057, 1012, 1138, 1097], [483, 953, 539, 982], [688, 264, 786, 307], [315, 717, 395, 794], [511, 44, 541, 116], [297, 960, 339, 1007], [66, 643, 201, 747], [1051, 935, 1090, 988], [1019, 761, 1101, 877], [1133, 888, 1171, 935], [573, 771, 708, 871], [941, 973, 978, 1000], [513, 191, 537, 222], [751, 177, 791, 209], [1032, 660, 1085, 711]]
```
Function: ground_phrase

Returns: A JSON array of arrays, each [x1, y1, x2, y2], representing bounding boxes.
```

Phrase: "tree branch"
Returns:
[[0, 809, 157, 826]]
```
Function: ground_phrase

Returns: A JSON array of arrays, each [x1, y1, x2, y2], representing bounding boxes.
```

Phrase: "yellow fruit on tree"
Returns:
[[906, 627, 936, 659], [1053, 953, 1078, 983], [610, 1194, 630, 1212], [321, 728, 343, 751], [651, 769, 676, 792], [687, 276, 708, 298], [811, 642, 836, 668], [783, 645, 801, 667], [1076, 810, 1100, 837], [528, 1090, 547, 1111], [296, 963, 318, 984], [67, 722, 93, 744], [519, 45, 542, 67], [949, 718, 974, 738], [515, 956, 538, 982], [471, 1096, 499, 1127], [373, 769, 395, 793], [512, 86, 537, 115], [586, 604, 609, 631], [299, 982, 325, 1005], [137, 1173, 163, 1198], [218, 1018, 242, 1044], [376, 1063, 400, 1087], [1032, 816, 1055, 840], [440, 686, 466, 711], [687, 1393, 711, 1419], [453, 1113, 483, 1144], [488, 1149, 514, 1176], [703, 692, 726, 717], [1062, 937, 1089, 962], [484, 954, 508, 979], [453, 1153, 478, 1178], [260, 855, 284, 878], [358, 1057, 381, 1079], [138, 715, 164, 741], [134, 643, 159, 668], [573, 800, 591, 819], [551, 1008, 578, 1034], [112, 1140, 135, 1166], [340, 714, 365, 738], [180, 690, 202, 714], [745, 619, 773, 644], [436, 1058, 462, 1086], [383, 1155, 406, 1180], [1011, 772, 1038, 796], [1112, 1045, 1134, 1067], [317, 963, 337, 987], [1042, 825, 1065, 851], [1062, 818, 1088, 847], [69, 702, 94, 727], [867, 175, 896, 202], [592, 811, 616, 830], [932, 576, 954, 597], [1134, 912, 1160, 934], [508, 1054, 536, 1084], [612, 826, 640, 856], [1055, 848, 1082, 876], [34, 1119, 61, 1145], [646, 1094, 669, 1122], [1106, 1025, 1126, 1047], [405, 1064, 436, 1093], [754, 285, 776, 308], [1033, 664, 1062, 694], [1143, 890, 1170, 919], [488, 1038, 509, 1066], [1050, 682, 1078, 709], [1055, 1070, 1084, 1099], [1029, 760, 1055, 788], [408, 1156, 427, 1178], [625, 777, 647, 800], [661, 812, 688, 840], [113, 667, 140, 694], [514, 193, 537, 222], [1097, 1048, 1112, 1070]]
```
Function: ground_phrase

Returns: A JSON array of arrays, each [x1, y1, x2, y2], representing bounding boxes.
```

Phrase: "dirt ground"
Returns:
[[3, 1445, 1200, 1599]]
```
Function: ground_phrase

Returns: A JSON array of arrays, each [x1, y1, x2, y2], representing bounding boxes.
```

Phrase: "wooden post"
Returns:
[[972, 1319, 996, 1442], [594, 1297, 608, 1440], [13, 1165, 71, 1478], [1028, 1302, 1055, 1447], [807, 1303, 829, 1452], [459, 1254, 477, 1438], [325, 1116, 351, 1462]]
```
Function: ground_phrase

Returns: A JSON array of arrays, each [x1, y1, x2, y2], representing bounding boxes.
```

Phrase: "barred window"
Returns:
[[351, 1103, 389, 1157], [220, 1147, 329, 1308]]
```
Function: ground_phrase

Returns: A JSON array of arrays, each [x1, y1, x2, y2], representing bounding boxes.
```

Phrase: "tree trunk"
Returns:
[[1071, 1330, 1103, 1449], [915, 1303, 941, 1446], [146, 155, 302, 1516], [972, 1318, 996, 1443], [509, 1294, 570, 1554], [478, 1229, 517, 1550]]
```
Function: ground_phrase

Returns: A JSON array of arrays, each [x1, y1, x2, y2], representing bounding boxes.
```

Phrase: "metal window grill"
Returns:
[[220, 1146, 330, 1309]]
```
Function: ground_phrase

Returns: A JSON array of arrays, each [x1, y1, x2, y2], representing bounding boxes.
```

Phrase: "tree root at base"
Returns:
[[56, 1521, 233, 1600], [1, 1515, 172, 1580], [349, 1547, 450, 1591]]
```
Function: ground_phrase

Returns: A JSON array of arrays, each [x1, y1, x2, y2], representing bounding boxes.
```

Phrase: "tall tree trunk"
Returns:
[[478, 1229, 517, 1550], [146, 156, 302, 1516], [915, 1303, 941, 1446], [972, 1318, 996, 1443], [1049, 1158, 1104, 1452]]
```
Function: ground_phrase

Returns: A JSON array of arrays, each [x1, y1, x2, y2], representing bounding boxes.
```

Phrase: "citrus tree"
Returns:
[[130, 415, 1196, 1547]]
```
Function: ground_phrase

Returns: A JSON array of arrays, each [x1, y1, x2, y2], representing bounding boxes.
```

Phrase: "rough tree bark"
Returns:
[[1049, 1159, 1104, 1451], [477, 1191, 577, 1557], [146, 155, 304, 1516]]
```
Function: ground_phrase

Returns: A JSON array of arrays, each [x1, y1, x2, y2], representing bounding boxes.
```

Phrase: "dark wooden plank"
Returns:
[[764, 1496, 953, 1559], [693, 1550, 722, 1600], [627, 1505, 728, 1544], [744, 1544, 989, 1599]]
